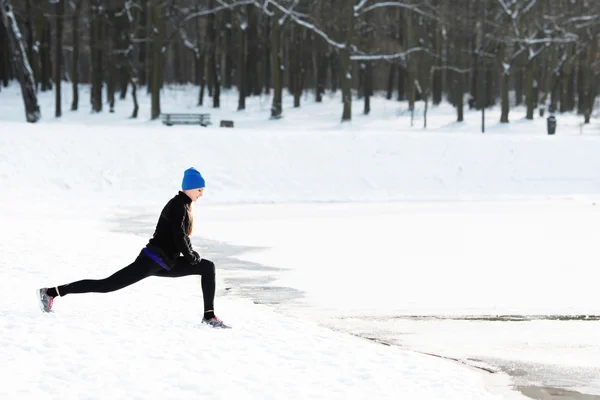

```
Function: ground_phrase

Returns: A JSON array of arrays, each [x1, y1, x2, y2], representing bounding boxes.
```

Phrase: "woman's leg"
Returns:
[[47, 252, 162, 297], [154, 258, 216, 317]]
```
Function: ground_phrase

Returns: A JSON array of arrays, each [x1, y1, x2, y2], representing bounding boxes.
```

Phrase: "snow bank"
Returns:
[[1, 121, 600, 206]]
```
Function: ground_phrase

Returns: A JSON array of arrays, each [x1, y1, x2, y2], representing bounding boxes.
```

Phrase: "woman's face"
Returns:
[[184, 188, 204, 202]]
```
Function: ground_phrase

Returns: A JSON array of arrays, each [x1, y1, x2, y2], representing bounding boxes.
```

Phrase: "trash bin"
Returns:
[[547, 115, 557, 135]]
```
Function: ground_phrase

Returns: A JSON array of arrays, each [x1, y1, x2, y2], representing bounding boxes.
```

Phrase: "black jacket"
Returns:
[[146, 191, 199, 266]]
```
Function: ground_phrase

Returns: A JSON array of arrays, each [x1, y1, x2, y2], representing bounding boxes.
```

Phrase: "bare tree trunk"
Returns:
[[560, 46, 574, 113], [207, 0, 220, 108], [432, 21, 443, 105], [39, 15, 52, 91], [252, 8, 263, 96], [539, 44, 555, 117], [339, 47, 352, 121], [237, 15, 246, 110], [500, 70, 509, 123], [145, 0, 152, 94], [584, 78, 595, 124], [125, 0, 141, 118], [406, 13, 416, 112], [113, 7, 130, 104], [70, 0, 81, 111], [24, 0, 34, 69], [120, 68, 129, 99], [315, 50, 327, 102], [451, 1, 465, 124], [326, 52, 335, 93], [106, 8, 116, 113], [118, 7, 129, 106], [515, 67, 523, 106], [194, 4, 205, 106], [498, 28, 509, 123], [223, 9, 233, 89], [580, 36, 596, 123], [456, 70, 464, 122], [293, 25, 304, 108], [340, 0, 355, 122], [550, 73, 560, 113], [130, 78, 139, 118], [243, 4, 260, 96], [32, 8, 44, 89], [150, 0, 164, 119], [525, 60, 535, 119], [197, 51, 206, 106], [263, 12, 271, 95], [127, 34, 140, 118], [364, 62, 371, 115], [270, 9, 282, 119], [54, 0, 64, 118], [566, 68, 576, 112], [1, 0, 41, 122], [90, 0, 103, 113], [0, 12, 10, 88], [397, 65, 406, 101], [386, 63, 395, 100]]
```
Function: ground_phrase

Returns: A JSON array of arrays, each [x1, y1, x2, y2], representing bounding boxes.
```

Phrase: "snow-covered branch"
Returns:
[[279, 0, 301, 25], [179, 28, 198, 54], [522, 0, 537, 16], [562, 14, 600, 25], [528, 45, 544, 62], [266, 0, 345, 49], [431, 65, 471, 74], [354, 0, 370, 13], [508, 36, 579, 45], [165, 0, 257, 47], [262, 0, 273, 16], [269, 0, 430, 62], [358, 1, 437, 20], [350, 46, 426, 61]]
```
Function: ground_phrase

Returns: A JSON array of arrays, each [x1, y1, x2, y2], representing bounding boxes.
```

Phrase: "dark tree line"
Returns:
[[1, 0, 599, 125]]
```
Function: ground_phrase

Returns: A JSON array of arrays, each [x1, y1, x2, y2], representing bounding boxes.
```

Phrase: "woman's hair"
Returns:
[[186, 203, 194, 236]]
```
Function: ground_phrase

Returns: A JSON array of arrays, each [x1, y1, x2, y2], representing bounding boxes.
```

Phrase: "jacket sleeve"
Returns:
[[170, 202, 200, 264]]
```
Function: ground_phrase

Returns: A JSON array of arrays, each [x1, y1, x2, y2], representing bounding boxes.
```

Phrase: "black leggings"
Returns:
[[52, 250, 216, 313]]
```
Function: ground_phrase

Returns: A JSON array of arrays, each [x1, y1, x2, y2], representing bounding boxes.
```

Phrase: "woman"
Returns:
[[37, 167, 229, 329]]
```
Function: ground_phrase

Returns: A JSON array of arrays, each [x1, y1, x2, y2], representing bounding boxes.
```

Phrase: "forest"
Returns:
[[0, 0, 599, 125]]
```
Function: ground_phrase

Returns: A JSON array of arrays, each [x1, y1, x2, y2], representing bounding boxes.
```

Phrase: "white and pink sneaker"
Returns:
[[37, 288, 54, 313]]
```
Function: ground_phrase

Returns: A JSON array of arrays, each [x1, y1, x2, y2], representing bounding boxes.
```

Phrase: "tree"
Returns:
[[0, 0, 40, 122], [54, 0, 65, 118], [270, 5, 282, 119], [2, 0, 600, 126], [90, 0, 104, 113], [70, 0, 82, 111]]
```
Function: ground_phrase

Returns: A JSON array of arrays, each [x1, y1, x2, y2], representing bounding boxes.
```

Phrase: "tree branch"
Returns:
[[358, 1, 438, 20]]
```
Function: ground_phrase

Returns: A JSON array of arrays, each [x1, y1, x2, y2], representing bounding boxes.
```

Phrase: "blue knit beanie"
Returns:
[[182, 167, 205, 190]]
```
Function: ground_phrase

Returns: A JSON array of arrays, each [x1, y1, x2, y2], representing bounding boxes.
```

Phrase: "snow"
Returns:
[[1, 205, 519, 400], [2, 82, 600, 399]]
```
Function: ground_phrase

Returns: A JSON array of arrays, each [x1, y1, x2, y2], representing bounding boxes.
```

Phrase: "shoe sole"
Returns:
[[202, 321, 231, 329]]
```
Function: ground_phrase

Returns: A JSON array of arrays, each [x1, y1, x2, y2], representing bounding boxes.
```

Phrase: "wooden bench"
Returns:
[[160, 113, 211, 127]]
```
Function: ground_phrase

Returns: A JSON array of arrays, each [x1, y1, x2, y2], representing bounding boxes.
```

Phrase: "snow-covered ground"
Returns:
[[1, 83, 600, 399]]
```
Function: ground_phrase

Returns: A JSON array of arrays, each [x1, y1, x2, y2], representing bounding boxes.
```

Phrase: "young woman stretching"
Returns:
[[37, 167, 229, 328]]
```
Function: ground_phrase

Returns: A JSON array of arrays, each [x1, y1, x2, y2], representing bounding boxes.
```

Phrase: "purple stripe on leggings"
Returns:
[[142, 248, 172, 270]]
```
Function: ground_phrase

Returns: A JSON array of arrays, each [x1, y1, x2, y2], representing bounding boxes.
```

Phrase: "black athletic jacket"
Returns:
[[146, 191, 199, 266]]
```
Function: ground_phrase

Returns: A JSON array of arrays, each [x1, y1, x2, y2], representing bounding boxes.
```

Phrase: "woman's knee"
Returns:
[[201, 259, 216, 275]]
